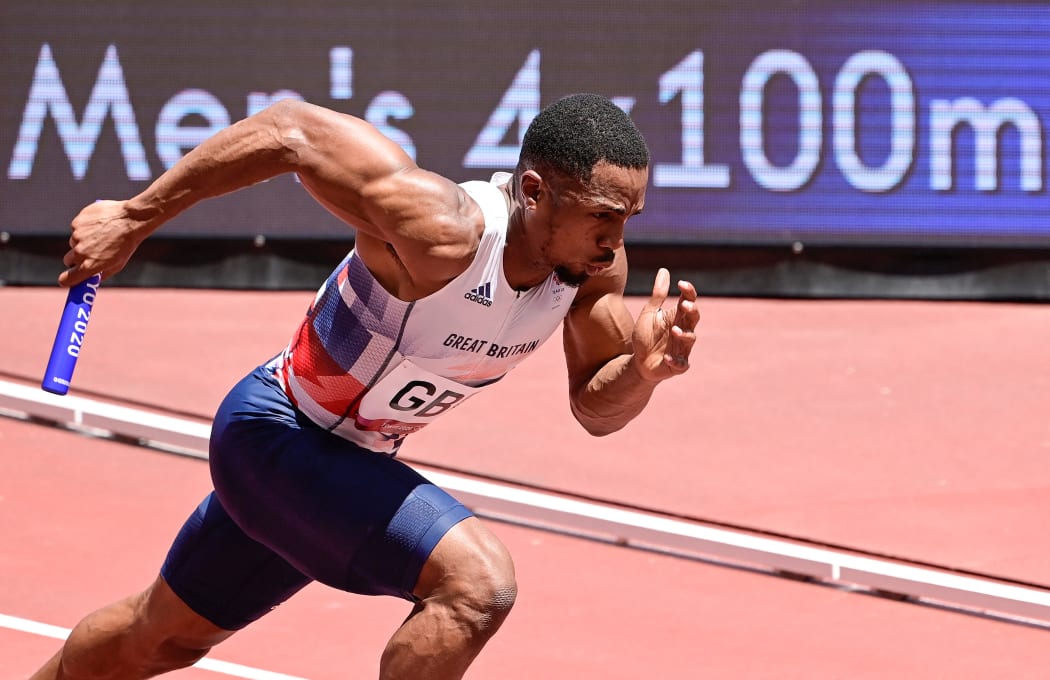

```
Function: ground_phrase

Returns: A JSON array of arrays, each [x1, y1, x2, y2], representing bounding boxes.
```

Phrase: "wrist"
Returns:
[[123, 193, 173, 236], [627, 353, 663, 386]]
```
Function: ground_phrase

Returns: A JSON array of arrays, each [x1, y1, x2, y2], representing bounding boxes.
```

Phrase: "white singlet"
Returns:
[[272, 174, 578, 453]]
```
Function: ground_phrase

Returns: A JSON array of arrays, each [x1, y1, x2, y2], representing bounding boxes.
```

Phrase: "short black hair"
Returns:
[[518, 93, 650, 184]]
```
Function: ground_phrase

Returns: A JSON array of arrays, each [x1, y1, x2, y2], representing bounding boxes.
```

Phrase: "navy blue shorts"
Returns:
[[160, 364, 473, 631]]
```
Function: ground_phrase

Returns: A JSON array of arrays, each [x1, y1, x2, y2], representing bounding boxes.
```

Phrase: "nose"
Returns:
[[598, 224, 625, 251]]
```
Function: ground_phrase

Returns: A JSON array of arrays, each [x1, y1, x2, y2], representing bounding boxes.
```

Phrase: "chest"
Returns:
[[398, 274, 574, 384]]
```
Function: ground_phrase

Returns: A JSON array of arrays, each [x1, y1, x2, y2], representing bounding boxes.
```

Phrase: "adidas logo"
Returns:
[[464, 282, 493, 307]]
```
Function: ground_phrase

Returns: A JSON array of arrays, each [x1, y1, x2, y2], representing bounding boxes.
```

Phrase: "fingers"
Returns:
[[59, 200, 118, 287], [60, 233, 93, 287], [673, 280, 700, 333], [58, 261, 99, 288], [646, 267, 670, 312], [58, 264, 81, 288], [634, 271, 699, 379], [61, 234, 83, 286], [663, 323, 697, 373], [676, 279, 698, 303], [651, 275, 698, 321], [60, 232, 107, 287], [664, 278, 700, 372]]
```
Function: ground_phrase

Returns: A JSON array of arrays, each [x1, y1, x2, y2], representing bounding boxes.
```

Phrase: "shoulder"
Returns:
[[375, 169, 487, 251], [355, 172, 490, 297]]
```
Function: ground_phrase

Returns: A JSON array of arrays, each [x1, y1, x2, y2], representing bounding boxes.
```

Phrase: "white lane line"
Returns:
[[0, 613, 69, 640], [0, 613, 309, 680], [2, 378, 1049, 625]]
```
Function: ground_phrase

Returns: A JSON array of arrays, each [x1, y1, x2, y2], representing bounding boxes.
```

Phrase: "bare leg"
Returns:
[[30, 576, 234, 680], [379, 517, 517, 680]]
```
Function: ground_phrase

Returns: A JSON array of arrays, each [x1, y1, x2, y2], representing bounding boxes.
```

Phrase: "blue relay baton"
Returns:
[[42, 273, 102, 395]]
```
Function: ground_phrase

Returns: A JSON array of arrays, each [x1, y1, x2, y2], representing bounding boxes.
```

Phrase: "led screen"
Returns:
[[2, 1, 1049, 246]]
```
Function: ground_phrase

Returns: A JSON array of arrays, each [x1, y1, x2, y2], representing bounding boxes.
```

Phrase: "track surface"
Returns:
[[2, 286, 1048, 677]]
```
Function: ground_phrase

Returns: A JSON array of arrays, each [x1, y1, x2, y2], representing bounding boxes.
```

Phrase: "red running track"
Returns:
[[2, 286, 1049, 678]]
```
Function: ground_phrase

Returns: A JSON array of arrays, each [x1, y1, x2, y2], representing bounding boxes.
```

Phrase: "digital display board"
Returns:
[[2, 1, 1049, 247]]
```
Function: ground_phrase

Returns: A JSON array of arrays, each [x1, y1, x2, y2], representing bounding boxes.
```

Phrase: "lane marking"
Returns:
[[1, 378, 1049, 625], [0, 613, 69, 640], [0, 613, 309, 680]]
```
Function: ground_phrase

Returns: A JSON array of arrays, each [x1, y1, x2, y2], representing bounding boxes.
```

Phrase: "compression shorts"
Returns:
[[160, 364, 473, 630]]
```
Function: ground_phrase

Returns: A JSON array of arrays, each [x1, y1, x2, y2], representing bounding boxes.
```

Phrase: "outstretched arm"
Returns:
[[60, 100, 474, 288], [563, 253, 699, 436]]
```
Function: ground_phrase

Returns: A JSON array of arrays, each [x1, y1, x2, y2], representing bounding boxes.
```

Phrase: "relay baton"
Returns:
[[41, 273, 102, 395]]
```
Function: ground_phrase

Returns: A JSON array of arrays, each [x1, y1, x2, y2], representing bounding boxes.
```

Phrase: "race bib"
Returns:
[[354, 359, 481, 435]]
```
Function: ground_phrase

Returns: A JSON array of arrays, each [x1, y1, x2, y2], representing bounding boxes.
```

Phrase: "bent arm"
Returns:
[[563, 255, 699, 436], [123, 99, 320, 230], [61, 100, 470, 286]]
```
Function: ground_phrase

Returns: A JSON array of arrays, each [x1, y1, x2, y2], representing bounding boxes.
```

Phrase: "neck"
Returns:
[[500, 178, 551, 291]]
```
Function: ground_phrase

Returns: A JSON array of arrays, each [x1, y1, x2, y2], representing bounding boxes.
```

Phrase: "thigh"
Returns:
[[160, 491, 312, 631], [208, 366, 475, 600]]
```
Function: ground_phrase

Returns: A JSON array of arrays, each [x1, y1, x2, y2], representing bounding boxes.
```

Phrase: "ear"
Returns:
[[519, 170, 543, 210]]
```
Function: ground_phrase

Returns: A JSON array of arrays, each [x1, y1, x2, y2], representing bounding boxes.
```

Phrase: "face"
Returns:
[[524, 161, 648, 287]]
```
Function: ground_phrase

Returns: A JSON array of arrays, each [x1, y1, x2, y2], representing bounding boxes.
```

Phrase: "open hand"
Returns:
[[632, 268, 699, 382]]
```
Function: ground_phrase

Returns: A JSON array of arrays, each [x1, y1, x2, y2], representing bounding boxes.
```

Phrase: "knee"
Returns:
[[55, 602, 214, 680], [416, 519, 520, 640], [447, 582, 517, 644], [53, 578, 231, 679], [443, 542, 518, 638], [461, 573, 518, 635]]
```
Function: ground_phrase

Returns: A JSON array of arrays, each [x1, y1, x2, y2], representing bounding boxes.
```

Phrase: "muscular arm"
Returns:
[[60, 100, 478, 288], [563, 251, 699, 436]]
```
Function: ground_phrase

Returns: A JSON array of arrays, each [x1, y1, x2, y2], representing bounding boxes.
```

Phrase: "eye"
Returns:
[[592, 211, 612, 220]]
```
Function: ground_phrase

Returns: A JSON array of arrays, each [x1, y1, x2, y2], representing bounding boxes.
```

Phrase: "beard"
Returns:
[[554, 264, 589, 288], [553, 251, 615, 288]]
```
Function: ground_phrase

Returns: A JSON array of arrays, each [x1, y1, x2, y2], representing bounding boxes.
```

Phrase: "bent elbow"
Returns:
[[265, 98, 310, 127], [583, 422, 622, 437], [570, 403, 626, 438], [264, 99, 314, 159]]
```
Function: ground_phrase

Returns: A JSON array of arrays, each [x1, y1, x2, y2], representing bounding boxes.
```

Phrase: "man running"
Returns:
[[34, 93, 699, 679]]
